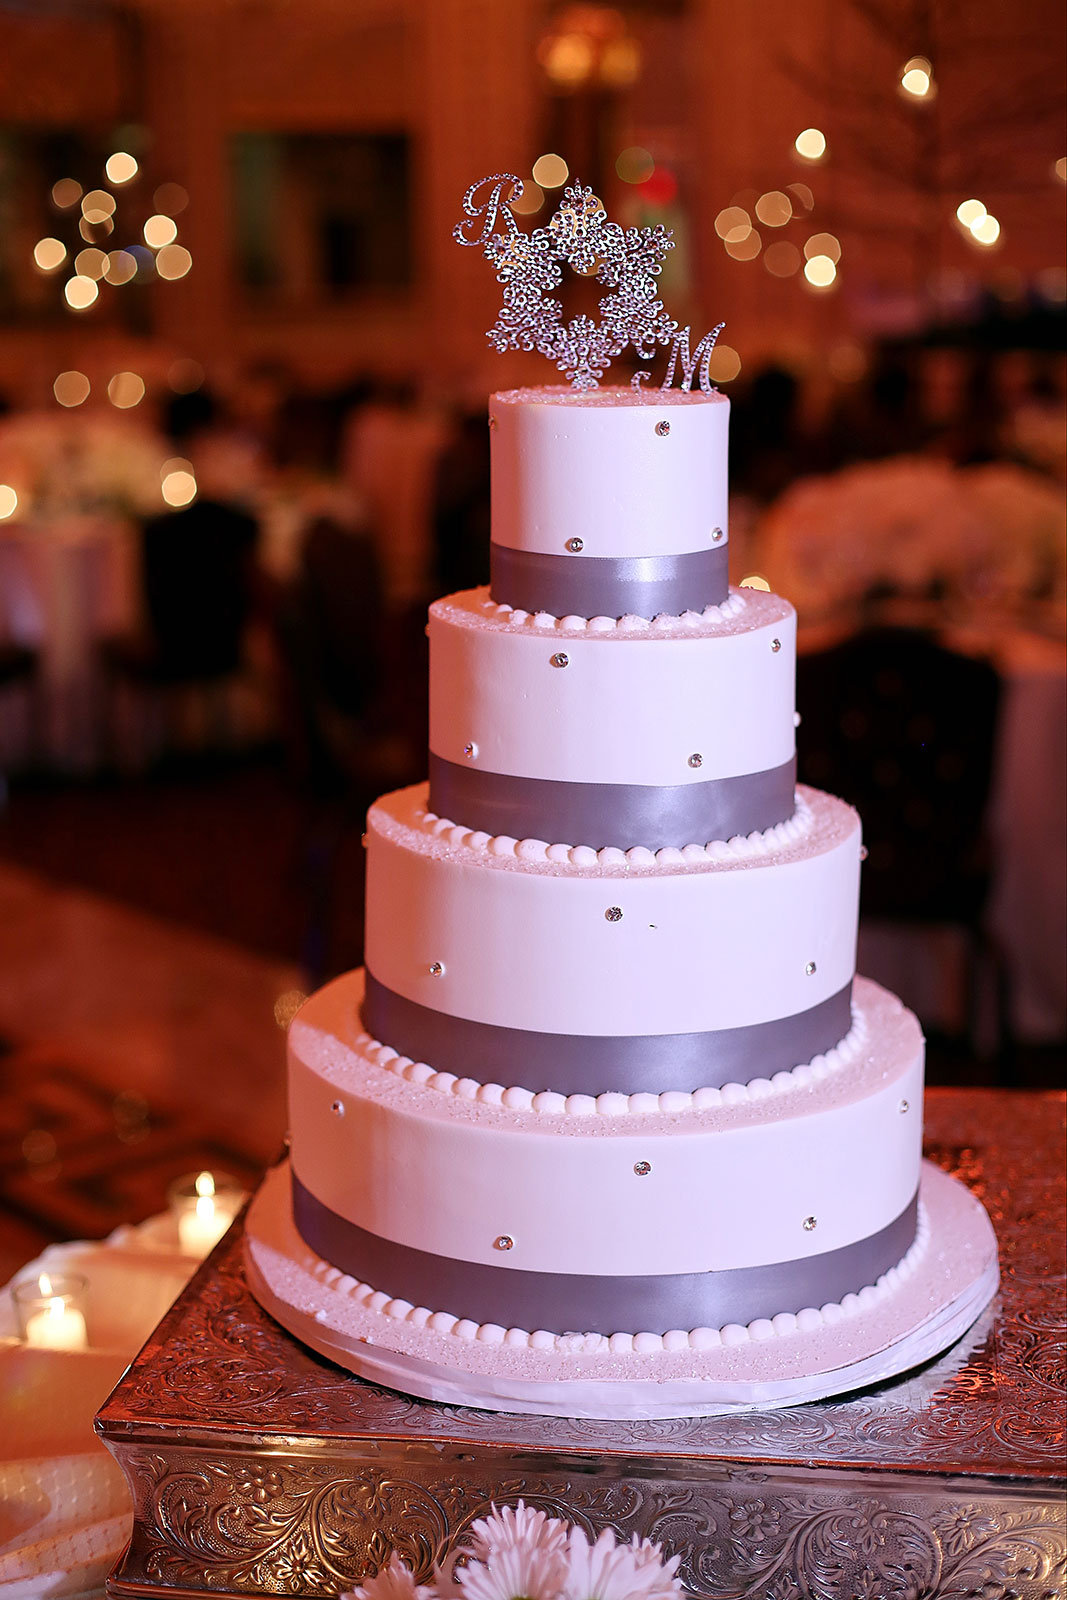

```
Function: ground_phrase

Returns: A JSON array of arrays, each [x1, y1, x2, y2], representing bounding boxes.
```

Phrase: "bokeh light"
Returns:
[[154, 182, 189, 215], [829, 344, 867, 383], [33, 237, 67, 272], [1055, 158, 1067, 184], [755, 190, 792, 227], [79, 214, 113, 241], [969, 213, 1001, 245], [54, 371, 91, 407], [105, 152, 139, 185], [273, 989, 307, 1029], [107, 371, 145, 408], [714, 206, 750, 241], [794, 128, 826, 162], [740, 573, 770, 591], [956, 198, 986, 227], [707, 344, 742, 383], [81, 189, 116, 223], [616, 146, 654, 184], [531, 153, 569, 189], [144, 214, 178, 249], [764, 240, 801, 277], [804, 231, 841, 263], [167, 358, 205, 393], [0, 486, 19, 520], [51, 178, 82, 209], [900, 56, 933, 97], [540, 31, 595, 88], [803, 254, 837, 287], [74, 247, 108, 281], [510, 179, 544, 215], [599, 36, 641, 87], [787, 182, 815, 212], [64, 276, 99, 310], [104, 250, 137, 286], [725, 229, 761, 261], [155, 244, 193, 280], [161, 465, 197, 506]]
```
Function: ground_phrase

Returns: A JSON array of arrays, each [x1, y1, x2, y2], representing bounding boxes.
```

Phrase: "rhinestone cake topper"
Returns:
[[454, 173, 725, 392]]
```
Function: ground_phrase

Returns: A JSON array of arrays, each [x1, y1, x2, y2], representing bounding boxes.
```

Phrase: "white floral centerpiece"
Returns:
[[346, 1503, 686, 1600], [0, 411, 168, 521]]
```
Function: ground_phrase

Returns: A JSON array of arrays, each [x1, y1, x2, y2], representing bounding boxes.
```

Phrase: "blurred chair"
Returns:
[[796, 627, 1005, 1060], [101, 499, 259, 764]]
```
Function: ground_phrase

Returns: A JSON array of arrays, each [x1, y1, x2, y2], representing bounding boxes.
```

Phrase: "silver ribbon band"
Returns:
[[361, 972, 853, 1096], [292, 1173, 919, 1336], [490, 543, 729, 618], [428, 752, 797, 851]]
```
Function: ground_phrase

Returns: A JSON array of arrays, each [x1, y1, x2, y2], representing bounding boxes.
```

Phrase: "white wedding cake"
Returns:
[[245, 180, 996, 1417]]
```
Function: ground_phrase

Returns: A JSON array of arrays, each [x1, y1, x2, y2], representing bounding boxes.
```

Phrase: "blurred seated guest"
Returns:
[[826, 351, 927, 466], [431, 407, 491, 595], [729, 365, 804, 504], [340, 379, 447, 610], [101, 498, 259, 760]]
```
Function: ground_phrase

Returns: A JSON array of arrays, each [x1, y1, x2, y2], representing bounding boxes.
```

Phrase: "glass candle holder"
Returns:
[[13, 1271, 90, 1350], [168, 1170, 244, 1258]]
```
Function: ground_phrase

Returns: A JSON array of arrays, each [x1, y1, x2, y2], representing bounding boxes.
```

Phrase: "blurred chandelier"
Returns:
[[537, 5, 642, 92]]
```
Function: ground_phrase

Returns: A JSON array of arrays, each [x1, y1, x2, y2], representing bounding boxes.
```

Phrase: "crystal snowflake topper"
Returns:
[[454, 173, 724, 393]]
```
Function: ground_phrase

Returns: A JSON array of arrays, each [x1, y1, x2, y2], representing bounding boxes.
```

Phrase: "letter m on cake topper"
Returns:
[[454, 173, 724, 392]]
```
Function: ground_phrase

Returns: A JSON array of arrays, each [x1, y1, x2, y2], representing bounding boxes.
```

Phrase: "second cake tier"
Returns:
[[363, 782, 861, 1096]]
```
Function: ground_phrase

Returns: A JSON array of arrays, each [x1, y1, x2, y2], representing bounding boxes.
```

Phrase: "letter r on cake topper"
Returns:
[[454, 173, 725, 393]]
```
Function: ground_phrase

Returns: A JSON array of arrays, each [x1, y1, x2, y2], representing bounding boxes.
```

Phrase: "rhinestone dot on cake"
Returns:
[[463, 742, 477, 759], [633, 1160, 652, 1176], [655, 419, 670, 437], [805, 961, 817, 975], [605, 906, 623, 922], [711, 526, 723, 542], [331, 1100, 344, 1116], [494, 1234, 514, 1251], [688, 753, 703, 768], [550, 652, 569, 669], [566, 537, 584, 553], [428, 961, 444, 976], [771, 637, 782, 653], [803, 1215, 817, 1231], [899, 1098, 909, 1113]]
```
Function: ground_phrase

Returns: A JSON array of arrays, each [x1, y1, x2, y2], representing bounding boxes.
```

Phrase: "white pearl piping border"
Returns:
[[353, 1001, 868, 1117], [475, 589, 748, 636], [412, 790, 815, 871], [300, 1197, 929, 1355]]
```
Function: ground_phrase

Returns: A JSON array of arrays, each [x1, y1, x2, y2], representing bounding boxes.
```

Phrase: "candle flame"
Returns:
[[47, 1296, 65, 1319], [194, 1171, 215, 1199], [38, 1273, 52, 1296]]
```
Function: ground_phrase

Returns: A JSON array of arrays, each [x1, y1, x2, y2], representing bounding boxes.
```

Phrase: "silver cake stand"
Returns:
[[96, 1088, 1066, 1599]]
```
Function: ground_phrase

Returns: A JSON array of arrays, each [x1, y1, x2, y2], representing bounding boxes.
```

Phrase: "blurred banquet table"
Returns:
[[0, 516, 139, 771]]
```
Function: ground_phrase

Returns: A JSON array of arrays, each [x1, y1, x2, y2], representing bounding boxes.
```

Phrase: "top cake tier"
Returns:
[[489, 386, 730, 619]]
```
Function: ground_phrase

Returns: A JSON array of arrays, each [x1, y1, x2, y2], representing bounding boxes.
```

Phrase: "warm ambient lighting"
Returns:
[[81, 188, 116, 223], [104, 250, 137, 286], [54, 371, 90, 407], [161, 465, 197, 506], [33, 237, 67, 272], [725, 229, 761, 261], [616, 146, 654, 185], [105, 151, 139, 185], [16, 1274, 88, 1351], [794, 128, 826, 162], [107, 371, 145, 409], [79, 214, 113, 242], [154, 182, 189, 214], [787, 182, 815, 212], [970, 213, 1001, 245], [0, 485, 18, 520], [144, 214, 178, 249], [64, 276, 99, 310], [755, 191, 792, 227], [155, 244, 192, 280], [170, 1170, 242, 1257], [1056, 158, 1067, 183], [51, 177, 82, 209], [804, 254, 837, 287], [273, 989, 307, 1029], [707, 344, 741, 383], [740, 574, 771, 591], [531, 153, 569, 189], [510, 180, 544, 215], [714, 206, 750, 242], [900, 56, 934, 98]]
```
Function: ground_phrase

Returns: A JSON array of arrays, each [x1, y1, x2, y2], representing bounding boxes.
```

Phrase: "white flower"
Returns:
[[455, 1540, 567, 1600], [467, 1503, 569, 1564], [561, 1527, 683, 1600], [347, 1552, 434, 1600]]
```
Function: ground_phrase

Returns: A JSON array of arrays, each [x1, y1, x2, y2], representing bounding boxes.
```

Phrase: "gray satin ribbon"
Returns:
[[292, 1173, 919, 1336], [490, 543, 729, 618], [361, 972, 853, 1096], [428, 752, 796, 851]]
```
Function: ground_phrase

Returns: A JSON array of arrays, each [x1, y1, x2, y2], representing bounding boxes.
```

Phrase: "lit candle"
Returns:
[[17, 1273, 89, 1351], [177, 1171, 229, 1256]]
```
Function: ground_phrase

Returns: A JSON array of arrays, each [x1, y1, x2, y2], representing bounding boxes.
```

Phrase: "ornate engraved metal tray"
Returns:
[[96, 1089, 1066, 1599]]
